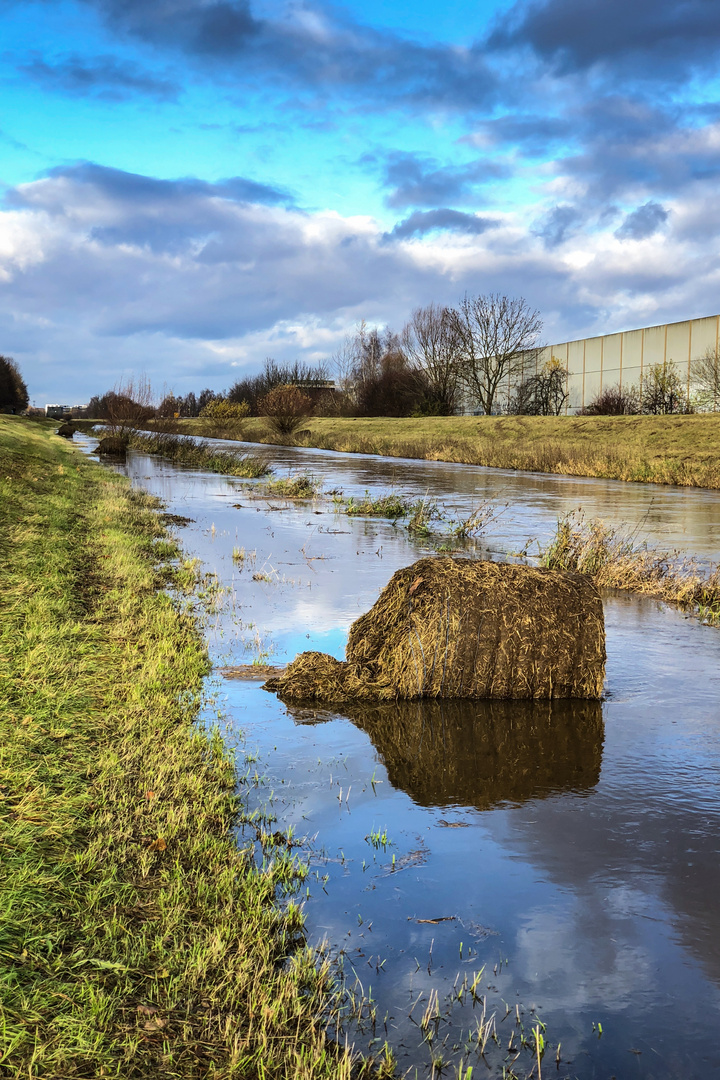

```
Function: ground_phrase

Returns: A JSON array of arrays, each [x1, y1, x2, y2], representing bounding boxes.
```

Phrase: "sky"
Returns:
[[2, 0, 720, 403]]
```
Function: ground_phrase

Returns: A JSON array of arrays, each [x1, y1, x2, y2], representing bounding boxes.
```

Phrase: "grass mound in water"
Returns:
[[265, 556, 606, 701]]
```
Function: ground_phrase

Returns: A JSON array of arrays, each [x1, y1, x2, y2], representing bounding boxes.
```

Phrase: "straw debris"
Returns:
[[265, 557, 606, 701]]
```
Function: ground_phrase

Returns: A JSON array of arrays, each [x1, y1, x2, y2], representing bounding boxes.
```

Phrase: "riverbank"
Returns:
[[174, 414, 720, 489], [0, 417, 363, 1079]]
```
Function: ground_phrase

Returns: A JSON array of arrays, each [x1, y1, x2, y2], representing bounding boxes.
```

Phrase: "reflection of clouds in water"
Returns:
[[515, 903, 655, 1009], [86, 441, 720, 1074]]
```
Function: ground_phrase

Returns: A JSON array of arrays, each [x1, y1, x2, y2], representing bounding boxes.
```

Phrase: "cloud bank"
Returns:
[[3, 163, 720, 401]]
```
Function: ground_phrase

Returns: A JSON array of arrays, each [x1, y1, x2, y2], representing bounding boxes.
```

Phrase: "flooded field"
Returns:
[[80, 435, 720, 1078]]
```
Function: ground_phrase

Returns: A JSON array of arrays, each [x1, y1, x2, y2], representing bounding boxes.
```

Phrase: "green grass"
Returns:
[[128, 431, 271, 478], [0, 416, 371, 1079], [343, 492, 413, 518], [179, 414, 720, 489]]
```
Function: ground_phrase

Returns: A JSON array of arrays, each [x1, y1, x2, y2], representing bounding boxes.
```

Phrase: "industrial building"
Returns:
[[532, 313, 719, 413]]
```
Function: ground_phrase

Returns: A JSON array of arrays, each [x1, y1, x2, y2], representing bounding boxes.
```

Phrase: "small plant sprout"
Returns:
[[533, 1023, 545, 1077]]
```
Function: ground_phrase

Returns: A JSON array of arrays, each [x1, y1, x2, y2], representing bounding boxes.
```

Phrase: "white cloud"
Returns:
[[4, 163, 720, 401]]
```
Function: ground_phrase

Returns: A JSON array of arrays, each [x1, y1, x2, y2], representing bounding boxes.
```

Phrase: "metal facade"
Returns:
[[535, 313, 720, 412]]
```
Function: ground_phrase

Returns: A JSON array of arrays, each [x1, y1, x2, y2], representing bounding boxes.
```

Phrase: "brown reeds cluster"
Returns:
[[265, 557, 606, 702], [541, 512, 720, 622]]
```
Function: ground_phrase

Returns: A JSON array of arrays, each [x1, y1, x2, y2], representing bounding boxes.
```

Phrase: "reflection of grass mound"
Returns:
[[291, 697, 604, 808], [265, 556, 606, 701]]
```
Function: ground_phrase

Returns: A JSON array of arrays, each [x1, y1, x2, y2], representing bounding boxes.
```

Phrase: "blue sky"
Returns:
[[2, 0, 720, 403]]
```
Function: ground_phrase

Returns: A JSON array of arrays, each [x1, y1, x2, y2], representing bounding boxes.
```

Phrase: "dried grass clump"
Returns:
[[262, 472, 322, 498], [265, 557, 606, 702], [542, 511, 720, 619]]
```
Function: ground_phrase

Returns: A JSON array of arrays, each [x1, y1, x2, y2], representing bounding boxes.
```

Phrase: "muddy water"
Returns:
[[82, 437, 720, 1078]]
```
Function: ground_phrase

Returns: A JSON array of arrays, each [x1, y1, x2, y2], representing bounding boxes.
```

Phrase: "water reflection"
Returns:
[[289, 697, 604, 810], [74, 433, 720, 1077]]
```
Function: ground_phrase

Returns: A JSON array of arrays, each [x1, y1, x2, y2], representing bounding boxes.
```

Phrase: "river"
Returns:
[[80, 435, 720, 1079]]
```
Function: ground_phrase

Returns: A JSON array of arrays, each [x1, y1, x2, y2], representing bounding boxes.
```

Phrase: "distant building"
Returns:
[[532, 313, 720, 413], [45, 404, 89, 418]]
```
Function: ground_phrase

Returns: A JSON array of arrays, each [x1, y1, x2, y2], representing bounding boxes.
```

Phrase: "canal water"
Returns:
[[80, 436, 720, 1079]]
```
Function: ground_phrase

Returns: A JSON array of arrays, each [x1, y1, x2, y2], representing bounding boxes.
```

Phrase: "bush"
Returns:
[[640, 360, 691, 415], [198, 398, 250, 421], [228, 359, 330, 414], [579, 384, 640, 415], [508, 358, 569, 415], [258, 384, 313, 435]]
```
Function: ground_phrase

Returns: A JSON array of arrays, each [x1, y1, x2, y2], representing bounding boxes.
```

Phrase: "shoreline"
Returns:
[[168, 414, 720, 490]]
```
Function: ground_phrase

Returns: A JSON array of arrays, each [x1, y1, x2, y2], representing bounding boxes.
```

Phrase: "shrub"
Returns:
[[199, 398, 251, 420], [257, 384, 313, 435], [0, 355, 29, 413], [580, 383, 640, 415], [508, 358, 569, 415], [640, 361, 691, 415]]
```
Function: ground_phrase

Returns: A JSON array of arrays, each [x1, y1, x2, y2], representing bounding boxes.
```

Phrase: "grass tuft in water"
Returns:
[[541, 510, 720, 621], [343, 492, 413, 518], [261, 472, 323, 498]]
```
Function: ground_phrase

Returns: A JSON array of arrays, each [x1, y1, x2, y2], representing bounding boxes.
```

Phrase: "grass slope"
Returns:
[[177, 414, 720, 489], [0, 417, 361, 1079]]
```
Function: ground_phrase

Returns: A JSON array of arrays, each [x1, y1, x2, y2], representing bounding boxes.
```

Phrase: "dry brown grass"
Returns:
[[181, 414, 720, 489], [541, 511, 720, 623]]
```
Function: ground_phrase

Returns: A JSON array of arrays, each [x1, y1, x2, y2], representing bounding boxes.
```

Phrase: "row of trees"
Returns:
[[329, 296, 544, 417], [86, 291, 720, 423], [0, 355, 29, 414]]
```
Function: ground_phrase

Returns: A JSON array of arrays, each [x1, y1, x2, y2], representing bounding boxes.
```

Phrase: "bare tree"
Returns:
[[450, 293, 543, 415], [508, 357, 569, 415], [640, 360, 690, 415], [402, 303, 462, 415], [331, 321, 402, 414], [105, 375, 155, 437], [691, 346, 720, 412]]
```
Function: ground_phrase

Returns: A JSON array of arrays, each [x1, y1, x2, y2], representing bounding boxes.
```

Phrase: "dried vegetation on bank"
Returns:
[[540, 511, 720, 624], [180, 414, 720, 490]]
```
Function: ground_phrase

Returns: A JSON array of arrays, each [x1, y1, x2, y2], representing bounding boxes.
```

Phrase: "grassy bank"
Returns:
[[176, 414, 720, 489], [0, 417, 364, 1078]]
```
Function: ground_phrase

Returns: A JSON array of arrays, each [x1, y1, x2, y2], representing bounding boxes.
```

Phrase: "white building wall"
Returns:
[[535, 313, 720, 412]]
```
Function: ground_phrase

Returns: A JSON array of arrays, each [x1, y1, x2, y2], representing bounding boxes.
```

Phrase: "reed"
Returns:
[[541, 511, 720, 621]]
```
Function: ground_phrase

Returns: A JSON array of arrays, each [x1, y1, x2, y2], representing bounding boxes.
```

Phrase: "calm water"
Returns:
[[80, 435, 720, 1078]]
